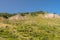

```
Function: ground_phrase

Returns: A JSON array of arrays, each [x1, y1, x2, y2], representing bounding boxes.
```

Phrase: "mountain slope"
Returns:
[[0, 12, 60, 40]]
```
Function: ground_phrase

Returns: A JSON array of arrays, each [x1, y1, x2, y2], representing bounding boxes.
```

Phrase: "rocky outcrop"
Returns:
[[8, 14, 29, 21], [8, 13, 60, 21], [44, 14, 60, 18]]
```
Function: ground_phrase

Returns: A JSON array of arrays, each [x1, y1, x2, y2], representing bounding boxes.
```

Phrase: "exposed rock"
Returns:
[[8, 14, 29, 21], [44, 14, 60, 18], [8, 13, 60, 21], [8, 14, 20, 20]]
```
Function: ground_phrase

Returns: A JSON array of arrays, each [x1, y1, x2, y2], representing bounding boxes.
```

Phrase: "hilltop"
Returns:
[[0, 11, 60, 40], [8, 12, 60, 21]]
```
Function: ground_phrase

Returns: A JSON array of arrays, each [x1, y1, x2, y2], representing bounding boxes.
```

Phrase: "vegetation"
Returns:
[[0, 11, 60, 40]]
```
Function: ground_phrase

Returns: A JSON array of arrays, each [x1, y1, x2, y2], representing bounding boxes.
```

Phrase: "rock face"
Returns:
[[9, 14, 20, 20], [44, 14, 60, 18], [8, 14, 60, 21], [8, 14, 29, 21]]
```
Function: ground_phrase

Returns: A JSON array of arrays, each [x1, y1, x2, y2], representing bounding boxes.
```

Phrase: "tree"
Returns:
[[3, 15, 8, 19]]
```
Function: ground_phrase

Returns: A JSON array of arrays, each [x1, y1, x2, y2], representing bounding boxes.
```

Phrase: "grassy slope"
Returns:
[[0, 14, 60, 40]]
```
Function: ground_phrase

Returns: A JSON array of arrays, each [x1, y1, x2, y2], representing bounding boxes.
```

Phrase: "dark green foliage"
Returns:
[[24, 12, 29, 14], [19, 12, 29, 16], [3, 15, 8, 19], [0, 11, 45, 17], [20, 13, 25, 16], [0, 13, 16, 18], [36, 11, 45, 14], [31, 12, 38, 16], [30, 11, 45, 16]]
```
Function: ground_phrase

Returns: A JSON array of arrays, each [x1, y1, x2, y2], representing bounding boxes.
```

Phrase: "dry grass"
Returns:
[[0, 14, 60, 40]]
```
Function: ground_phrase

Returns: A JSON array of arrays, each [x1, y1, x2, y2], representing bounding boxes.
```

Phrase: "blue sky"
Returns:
[[0, 0, 60, 14]]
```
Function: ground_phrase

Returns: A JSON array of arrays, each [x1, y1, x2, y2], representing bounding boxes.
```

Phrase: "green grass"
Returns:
[[0, 14, 60, 40]]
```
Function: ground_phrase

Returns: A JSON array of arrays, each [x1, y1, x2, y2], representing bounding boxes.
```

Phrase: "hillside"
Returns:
[[0, 12, 60, 40]]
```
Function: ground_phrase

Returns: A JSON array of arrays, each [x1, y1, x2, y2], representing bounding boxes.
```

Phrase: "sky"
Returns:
[[0, 0, 60, 14]]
